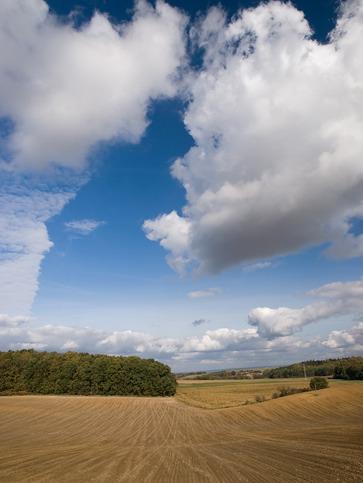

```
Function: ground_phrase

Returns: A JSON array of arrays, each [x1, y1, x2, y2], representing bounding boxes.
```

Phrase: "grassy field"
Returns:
[[176, 377, 313, 409], [0, 381, 362, 482]]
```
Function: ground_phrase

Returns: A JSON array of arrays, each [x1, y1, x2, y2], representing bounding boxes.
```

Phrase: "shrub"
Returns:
[[277, 386, 291, 397], [272, 386, 309, 399], [309, 377, 329, 391], [255, 394, 265, 403]]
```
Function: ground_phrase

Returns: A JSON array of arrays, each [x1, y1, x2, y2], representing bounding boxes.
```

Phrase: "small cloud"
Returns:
[[65, 219, 105, 236], [243, 261, 272, 273], [188, 288, 221, 299], [192, 318, 208, 327], [199, 359, 221, 365]]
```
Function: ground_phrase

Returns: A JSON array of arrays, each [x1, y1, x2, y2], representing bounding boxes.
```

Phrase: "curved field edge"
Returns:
[[176, 377, 325, 409], [0, 383, 362, 482]]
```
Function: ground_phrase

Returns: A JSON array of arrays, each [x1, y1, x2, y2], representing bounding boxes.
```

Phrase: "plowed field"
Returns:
[[0, 382, 362, 482]]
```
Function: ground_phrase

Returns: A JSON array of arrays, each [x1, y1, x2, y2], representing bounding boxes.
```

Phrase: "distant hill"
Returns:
[[263, 356, 363, 380], [177, 357, 363, 381], [0, 350, 176, 396], [177, 368, 265, 380]]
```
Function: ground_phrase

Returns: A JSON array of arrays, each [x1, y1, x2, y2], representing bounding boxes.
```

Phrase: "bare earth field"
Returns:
[[0, 381, 362, 482]]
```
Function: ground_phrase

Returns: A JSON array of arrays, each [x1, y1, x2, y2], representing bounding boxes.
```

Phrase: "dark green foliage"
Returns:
[[333, 363, 363, 380], [263, 357, 363, 379], [309, 377, 329, 390], [0, 350, 176, 396]]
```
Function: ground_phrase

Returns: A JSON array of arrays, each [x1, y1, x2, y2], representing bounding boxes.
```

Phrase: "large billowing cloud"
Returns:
[[144, 0, 363, 274], [248, 278, 363, 338], [0, 0, 186, 170], [0, 0, 186, 313]]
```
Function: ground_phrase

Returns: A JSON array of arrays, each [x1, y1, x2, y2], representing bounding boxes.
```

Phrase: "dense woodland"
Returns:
[[0, 350, 176, 396], [263, 356, 363, 380]]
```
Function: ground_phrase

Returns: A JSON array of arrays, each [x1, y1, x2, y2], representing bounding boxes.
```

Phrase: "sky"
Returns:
[[0, 0, 362, 371]]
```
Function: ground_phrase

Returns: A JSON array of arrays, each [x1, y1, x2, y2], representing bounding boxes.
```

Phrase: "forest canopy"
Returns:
[[0, 350, 176, 396], [263, 357, 363, 380]]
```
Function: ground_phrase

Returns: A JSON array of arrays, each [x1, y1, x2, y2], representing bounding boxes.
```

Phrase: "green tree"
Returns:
[[0, 350, 176, 396], [309, 377, 329, 390]]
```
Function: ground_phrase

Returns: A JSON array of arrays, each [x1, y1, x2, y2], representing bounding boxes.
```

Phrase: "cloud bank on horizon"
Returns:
[[145, 0, 363, 274], [1, 277, 362, 369]]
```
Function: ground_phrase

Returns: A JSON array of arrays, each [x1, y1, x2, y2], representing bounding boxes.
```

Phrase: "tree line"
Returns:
[[0, 350, 176, 396], [263, 356, 363, 380], [191, 369, 264, 380]]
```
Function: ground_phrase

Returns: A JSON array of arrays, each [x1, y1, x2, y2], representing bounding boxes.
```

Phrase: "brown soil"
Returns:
[[0, 383, 362, 482]]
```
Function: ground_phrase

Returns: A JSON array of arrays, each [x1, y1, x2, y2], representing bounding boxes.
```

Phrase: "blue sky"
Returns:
[[0, 0, 362, 370]]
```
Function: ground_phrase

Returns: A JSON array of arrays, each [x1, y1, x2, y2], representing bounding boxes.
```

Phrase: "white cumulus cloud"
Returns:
[[0, 0, 186, 171], [248, 278, 363, 339], [322, 322, 363, 350], [0, 0, 187, 313], [145, 0, 363, 274], [143, 210, 191, 274]]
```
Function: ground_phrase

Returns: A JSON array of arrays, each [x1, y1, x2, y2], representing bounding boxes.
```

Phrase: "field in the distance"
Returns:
[[0, 380, 362, 482], [176, 377, 311, 408]]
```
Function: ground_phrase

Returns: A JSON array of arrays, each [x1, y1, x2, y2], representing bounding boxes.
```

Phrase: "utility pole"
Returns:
[[303, 362, 307, 381]]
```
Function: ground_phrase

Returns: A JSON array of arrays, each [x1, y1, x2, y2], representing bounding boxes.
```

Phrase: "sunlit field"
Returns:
[[176, 377, 313, 409], [0, 381, 362, 482]]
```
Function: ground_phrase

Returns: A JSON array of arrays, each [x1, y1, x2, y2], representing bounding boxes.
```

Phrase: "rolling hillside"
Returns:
[[0, 382, 362, 482]]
